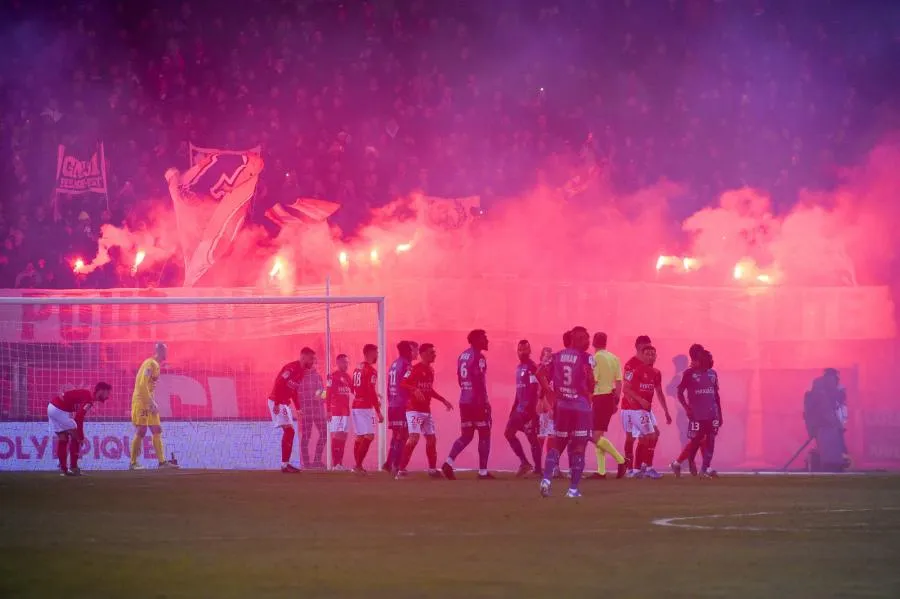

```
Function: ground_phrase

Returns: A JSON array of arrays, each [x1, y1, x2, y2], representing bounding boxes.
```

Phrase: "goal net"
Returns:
[[0, 292, 385, 471]]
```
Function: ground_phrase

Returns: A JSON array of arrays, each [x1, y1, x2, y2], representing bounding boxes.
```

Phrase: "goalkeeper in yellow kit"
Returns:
[[130, 342, 179, 470]]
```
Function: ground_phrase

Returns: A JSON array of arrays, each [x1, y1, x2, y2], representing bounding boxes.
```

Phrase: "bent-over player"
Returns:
[[48, 383, 111, 475]]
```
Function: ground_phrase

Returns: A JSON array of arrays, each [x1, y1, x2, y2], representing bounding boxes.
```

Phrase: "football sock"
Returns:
[[353, 438, 362, 467], [151, 433, 165, 464], [69, 436, 80, 470], [634, 441, 647, 470], [449, 429, 474, 460], [595, 441, 607, 475], [624, 433, 635, 466], [528, 434, 543, 470], [543, 447, 560, 481], [677, 438, 701, 463], [388, 435, 403, 469], [57, 437, 68, 471], [477, 429, 491, 471], [598, 436, 625, 464], [646, 436, 658, 467], [281, 426, 295, 463], [399, 440, 415, 470], [702, 434, 716, 470], [130, 435, 142, 466], [333, 435, 346, 466], [358, 437, 373, 466], [425, 437, 438, 470], [569, 448, 586, 489], [506, 432, 528, 464]]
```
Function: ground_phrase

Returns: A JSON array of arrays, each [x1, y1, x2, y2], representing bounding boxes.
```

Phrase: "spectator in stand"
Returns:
[[0, 0, 897, 288]]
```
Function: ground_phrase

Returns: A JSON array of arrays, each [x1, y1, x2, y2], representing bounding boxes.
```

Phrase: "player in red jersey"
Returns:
[[268, 348, 314, 473], [620, 335, 652, 471], [351, 344, 384, 474], [622, 344, 672, 478], [396, 343, 454, 478], [48, 382, 112, 476], [325, 354, 353, 470]]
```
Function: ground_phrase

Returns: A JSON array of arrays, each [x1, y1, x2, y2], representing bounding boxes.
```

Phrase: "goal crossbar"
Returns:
[[0, 296, 384, 306]]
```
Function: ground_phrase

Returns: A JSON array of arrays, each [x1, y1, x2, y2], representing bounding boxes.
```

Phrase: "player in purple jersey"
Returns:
[[505, 340, 550, 477], [442, 329, 493, 480], [385, 341, 415, 473], [540, 326, 596, 499], [671, 349, 723, 478]]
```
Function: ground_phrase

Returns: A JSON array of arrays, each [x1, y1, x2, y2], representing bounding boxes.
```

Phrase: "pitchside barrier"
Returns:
[[0, 295, 386, 471]]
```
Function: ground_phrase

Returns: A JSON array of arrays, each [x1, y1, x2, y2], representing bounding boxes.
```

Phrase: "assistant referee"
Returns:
[[590, 332, 627, 479]]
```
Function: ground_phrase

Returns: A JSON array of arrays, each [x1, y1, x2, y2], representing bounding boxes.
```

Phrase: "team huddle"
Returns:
[[268, 327, 724, 497]]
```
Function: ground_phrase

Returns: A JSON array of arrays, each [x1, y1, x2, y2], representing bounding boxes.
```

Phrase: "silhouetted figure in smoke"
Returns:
[[803, 368, 848, 472], [666, 354, 697, 475]]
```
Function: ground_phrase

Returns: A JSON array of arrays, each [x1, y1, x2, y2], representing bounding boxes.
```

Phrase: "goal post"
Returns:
[[0, 293, 386, 471]]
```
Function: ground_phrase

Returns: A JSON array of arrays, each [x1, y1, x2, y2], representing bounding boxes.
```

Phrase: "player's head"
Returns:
[[570, 326, 590, 352], [673, 354, 689, 371], [562, 330, 573, 349], [634, 335, 651, 353], [155, 342, 168, 363], [517, 339, 531, 362], [823, 367, 839, 388], [93, 381, 112, 402], [409, 341, 420, 360], [467, 329, 488, 351], [697, 350, 713, 371], [299, 347, 315, 367], [592, 332, 608, 351], [540, 347, 553, 365], [363, 343, 378, 364], [336, 353, 349, 372], [640, 344, 657, 366], [419, 343, 436, 364], [688, 343, 705, 364], [397, 340, 414, 361]]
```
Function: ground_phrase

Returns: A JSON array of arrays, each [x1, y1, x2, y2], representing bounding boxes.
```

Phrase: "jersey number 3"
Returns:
[[562, 365, 573, 387]]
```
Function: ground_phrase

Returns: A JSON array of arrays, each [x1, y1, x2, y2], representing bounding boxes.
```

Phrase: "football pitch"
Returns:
[[1, 471, 899, 599]]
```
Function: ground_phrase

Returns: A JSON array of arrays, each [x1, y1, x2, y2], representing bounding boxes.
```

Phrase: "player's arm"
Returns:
[[431, 387, 453, 411], [370, 372, 384, 422], [676, 370, 692, 417], [714, 376, 723, 427], [654, 374, 672, 424], [613, 357, 623, 401], [534, 363, 553, 399]]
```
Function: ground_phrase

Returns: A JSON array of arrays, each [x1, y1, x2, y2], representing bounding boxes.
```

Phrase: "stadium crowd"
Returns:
[[1, 0, 898, 289]]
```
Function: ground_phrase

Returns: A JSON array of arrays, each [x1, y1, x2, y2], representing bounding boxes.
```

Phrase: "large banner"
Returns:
[[167, 145, 264, 287], [55, 143, 108, 195], [0, 421, 288, 471]]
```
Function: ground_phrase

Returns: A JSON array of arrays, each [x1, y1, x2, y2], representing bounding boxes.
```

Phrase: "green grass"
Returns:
[[1, 471, 899, 599]]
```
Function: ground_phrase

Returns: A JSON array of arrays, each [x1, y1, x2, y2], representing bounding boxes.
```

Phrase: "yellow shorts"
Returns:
[[131, 403, 161, 427]]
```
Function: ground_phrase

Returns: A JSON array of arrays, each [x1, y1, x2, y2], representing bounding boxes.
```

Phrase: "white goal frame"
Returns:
[[0, 295, 388, 470]]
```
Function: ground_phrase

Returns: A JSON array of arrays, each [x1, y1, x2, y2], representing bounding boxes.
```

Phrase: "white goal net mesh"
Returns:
[[0, 293, 384, 471]]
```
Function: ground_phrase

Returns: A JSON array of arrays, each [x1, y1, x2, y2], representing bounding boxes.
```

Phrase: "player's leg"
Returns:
[[525, 418, 543, 477], [442, 405, 475, 479], [352, 409, 376, 472], [620, 411, 636, 471], [329, 417, 349, 470], [541, 435, 565, 495], [386, 407, 407, 472], [700, 421, 718, 477], [55, 431, 70, 474], [397, 432, 420, 475], [671, 420, 701, 477], [68, 430, 83, 474], [476, 405, 493, 478], [505, 413, 531, 476], [149, 423, 167, 467], [567, 436, 589, 497], [279, 424, 299, 473], [424, 429, 440, 476]]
